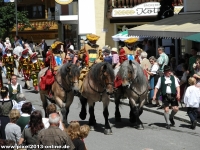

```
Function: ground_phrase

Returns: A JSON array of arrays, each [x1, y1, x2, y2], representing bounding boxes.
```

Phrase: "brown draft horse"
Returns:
[[38, 63, 80, 125], [114, 60, 149, 130], [79, 62, 115, 135]]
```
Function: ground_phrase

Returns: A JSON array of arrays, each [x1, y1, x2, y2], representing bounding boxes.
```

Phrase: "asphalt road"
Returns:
[[4, 76, 200, 150]]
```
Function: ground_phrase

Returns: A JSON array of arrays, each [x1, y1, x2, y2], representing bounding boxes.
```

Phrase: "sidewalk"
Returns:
[[110, 98, 200, 127]]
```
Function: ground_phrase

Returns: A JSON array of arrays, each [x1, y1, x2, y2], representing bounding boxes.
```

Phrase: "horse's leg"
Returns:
[[129, 99, 144, 130], [63, 94, 74, 126], [137, 98, 145, 129], [40, 91, 48, 117], [88, 102, 96, 131], [114, 88, 122, 122], [103, 97, 112, 135], [53, 94, 68, 126], [133, 106, 144, 130], [79, 96, 87, 120]]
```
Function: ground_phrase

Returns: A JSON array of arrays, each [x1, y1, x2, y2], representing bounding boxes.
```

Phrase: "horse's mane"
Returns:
[[59, 63, 80, 79], [119, 60, 147, 86], [89, 62, 114, 83]]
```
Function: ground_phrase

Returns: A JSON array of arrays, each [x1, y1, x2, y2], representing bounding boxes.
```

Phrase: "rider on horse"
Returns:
[[78, 34, 103, 90], [115, 38, 138, 88], [39, 41, 65, 96]]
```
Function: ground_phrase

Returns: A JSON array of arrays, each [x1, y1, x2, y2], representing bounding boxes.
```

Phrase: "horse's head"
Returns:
[[60, 63, 80, 94], [67, 64, 80, 93], [100, 63, 115, 95], [119, 60, 137, 88], [90, 62, 115, 95]]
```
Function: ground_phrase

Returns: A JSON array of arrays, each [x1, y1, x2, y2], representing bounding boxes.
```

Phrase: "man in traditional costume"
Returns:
[[40, 41, 65, 95], [115, 38, 138, 88], [120, 38, 138, 62], [78, 34, 103, 89], [30, 52, 45, 93], [2, 47, 15, 83], [18, 49, 31, 90]]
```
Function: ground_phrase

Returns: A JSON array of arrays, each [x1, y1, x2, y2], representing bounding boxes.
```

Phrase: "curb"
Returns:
[[110, 99, 200, 127]]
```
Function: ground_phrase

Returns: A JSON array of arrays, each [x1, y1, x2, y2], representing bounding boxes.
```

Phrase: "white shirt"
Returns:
[[42, 118, 64, 130], [150, 63, 159, 74], [6, 83, 23, 96], [184, 85, 200, 108], [155, 75, 180, 94], [13, 46, 23, 58]]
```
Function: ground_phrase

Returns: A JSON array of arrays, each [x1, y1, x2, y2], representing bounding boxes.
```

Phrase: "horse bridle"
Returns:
[[88, 69, 114, 101], [55, 65, 78, 93], [126, 70, 148, 101]]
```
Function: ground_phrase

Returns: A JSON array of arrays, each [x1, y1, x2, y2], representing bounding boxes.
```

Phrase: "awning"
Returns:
[[112, 30, 143, 42], [128, 13, 200, 39], [183, 33, 200, 42]]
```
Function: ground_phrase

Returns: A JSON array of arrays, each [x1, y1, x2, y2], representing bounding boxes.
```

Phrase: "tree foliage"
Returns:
[[0, 0, 30, 38]]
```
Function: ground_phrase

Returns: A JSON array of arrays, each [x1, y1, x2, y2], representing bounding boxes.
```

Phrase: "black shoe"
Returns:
[[166, 124, 171, 129], [192, 120, 197, 130], [169, 118, 175, 126]]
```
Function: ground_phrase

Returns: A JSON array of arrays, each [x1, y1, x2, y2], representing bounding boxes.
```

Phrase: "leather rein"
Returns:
[[87, 69, 113, 101]]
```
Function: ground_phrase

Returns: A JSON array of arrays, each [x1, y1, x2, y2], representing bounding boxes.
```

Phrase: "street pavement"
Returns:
[[3, 76, 200, 150]]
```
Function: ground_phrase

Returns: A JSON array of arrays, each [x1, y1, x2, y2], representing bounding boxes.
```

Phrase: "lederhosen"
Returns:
[[8, 84, 20, 101], [161, 76, 178, 106]]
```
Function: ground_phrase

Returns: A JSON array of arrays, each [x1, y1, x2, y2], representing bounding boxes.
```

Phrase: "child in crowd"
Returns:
[[184, 77, 199, 130], [111, 47, 120, 76], [80, 125, 90, 150], [103, 49, 112, 64], [66, 121, 85, 150]]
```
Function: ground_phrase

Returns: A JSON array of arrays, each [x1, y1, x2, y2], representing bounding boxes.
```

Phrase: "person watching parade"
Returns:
[[18, 48, 31, 90], [152, 65, 180, 129], [29, 52, 45, 93], [78, 34, 103, 89], [2, 47, 15, 84]]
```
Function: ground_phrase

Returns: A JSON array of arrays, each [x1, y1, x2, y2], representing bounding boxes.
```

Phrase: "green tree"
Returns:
[[0, 0, 30, 38]]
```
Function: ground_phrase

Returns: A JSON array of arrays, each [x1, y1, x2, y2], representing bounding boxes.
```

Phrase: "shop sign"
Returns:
[[55, 0, 73, 5], [112, 2, 160, 17]]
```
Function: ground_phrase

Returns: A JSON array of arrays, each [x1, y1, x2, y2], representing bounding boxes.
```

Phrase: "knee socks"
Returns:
[[164, 112, 169, 125], [170, 110, 177, 119]]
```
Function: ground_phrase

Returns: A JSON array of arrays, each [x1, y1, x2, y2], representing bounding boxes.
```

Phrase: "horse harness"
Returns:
[[88, 65, 113, 102], [54, 64, 78, 102], [128, 75, 148, 102]]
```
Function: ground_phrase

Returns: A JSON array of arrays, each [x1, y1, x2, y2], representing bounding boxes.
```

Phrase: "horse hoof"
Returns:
[[115, 117, 121, 122], [90, 126, 95, 131], [104, 129, 113, 135], [136, 124, 144, 130], [79, 112, 87, 120]]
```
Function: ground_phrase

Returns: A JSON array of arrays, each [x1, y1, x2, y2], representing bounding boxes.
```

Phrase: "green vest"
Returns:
[[8, 84, 21, 102], [161, 76, 176, 95]]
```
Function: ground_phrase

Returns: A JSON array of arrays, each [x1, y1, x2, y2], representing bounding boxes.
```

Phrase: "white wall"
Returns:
[[184, 0, 200, 12], [78, 0, 96, 34]]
